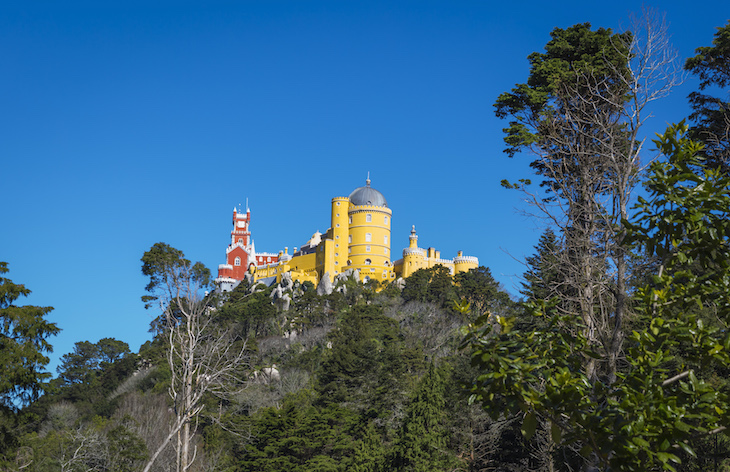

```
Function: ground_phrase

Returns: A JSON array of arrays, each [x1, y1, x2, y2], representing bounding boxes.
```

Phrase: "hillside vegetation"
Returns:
[[2, 16, 730, 472]]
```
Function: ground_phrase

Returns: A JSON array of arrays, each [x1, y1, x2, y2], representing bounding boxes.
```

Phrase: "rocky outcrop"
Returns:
[[317, 272, 334, 296]]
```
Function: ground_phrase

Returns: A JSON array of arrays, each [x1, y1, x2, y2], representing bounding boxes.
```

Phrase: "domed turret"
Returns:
[[348, 178, 387, 207], [346, 177, 393, 284]]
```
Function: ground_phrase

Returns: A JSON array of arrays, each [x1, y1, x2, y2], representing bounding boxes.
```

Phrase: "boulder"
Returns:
[[317, 272, 334, 296]]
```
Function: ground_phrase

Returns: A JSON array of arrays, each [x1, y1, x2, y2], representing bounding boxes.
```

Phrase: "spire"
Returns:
[[366, 171, 371, 187], [409, 225, 418, 249]]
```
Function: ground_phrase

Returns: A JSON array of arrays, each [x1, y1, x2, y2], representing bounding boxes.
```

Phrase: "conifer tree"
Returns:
[[392, 362, 454, 472], [686, 20, 730, 170]]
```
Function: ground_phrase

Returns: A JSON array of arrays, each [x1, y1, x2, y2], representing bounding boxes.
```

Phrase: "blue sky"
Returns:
[[1, 1, 727, 374]]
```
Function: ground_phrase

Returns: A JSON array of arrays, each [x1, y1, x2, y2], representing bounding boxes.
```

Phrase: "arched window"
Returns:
[[238, 238, 243, 244], [365, 258, 372, 265], [234, 257, 241, 266], [365, 233, 372, 242], [384, 235, 388, 244], [348, 235, 352, 243], [384, 216, 388, 224], [366, 214, 372, 222]]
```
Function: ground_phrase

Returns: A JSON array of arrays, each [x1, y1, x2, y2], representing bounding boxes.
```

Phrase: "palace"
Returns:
[[215, 179, 479, 291]]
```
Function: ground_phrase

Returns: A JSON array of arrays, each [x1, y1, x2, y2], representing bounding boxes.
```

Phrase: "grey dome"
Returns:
[[348, 179, 388, 207]]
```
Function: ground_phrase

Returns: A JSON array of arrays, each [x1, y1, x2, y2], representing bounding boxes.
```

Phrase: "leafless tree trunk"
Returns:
[[141, 266, 249, 472], [517, 8, 683, 383]]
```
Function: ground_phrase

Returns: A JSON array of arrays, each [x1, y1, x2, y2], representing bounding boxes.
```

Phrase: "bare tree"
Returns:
[[500, 9, 683, 383], [141, 243, 249, 472]]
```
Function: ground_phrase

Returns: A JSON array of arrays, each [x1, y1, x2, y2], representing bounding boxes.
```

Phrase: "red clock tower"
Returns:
[[215, 206, 278, 291]]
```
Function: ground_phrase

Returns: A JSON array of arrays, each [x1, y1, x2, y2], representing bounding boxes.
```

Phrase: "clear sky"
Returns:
[[1, 1, 727, 374]]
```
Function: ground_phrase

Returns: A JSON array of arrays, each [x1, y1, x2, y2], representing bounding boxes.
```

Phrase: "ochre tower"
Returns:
[[346, 179, 392, 283], [401, 225, 426, 274], [330, 197, 350, 273]]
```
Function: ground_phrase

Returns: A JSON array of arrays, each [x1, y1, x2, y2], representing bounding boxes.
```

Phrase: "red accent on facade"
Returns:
[[217, 208, 279, 283]]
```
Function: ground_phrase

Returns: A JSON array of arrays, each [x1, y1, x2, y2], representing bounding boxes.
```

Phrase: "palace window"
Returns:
[[365, 259, 372, 265], [348, 235, 352, 243], [384, 235, 388, 244], [234, 257, 241, 266], [384, 216, 388, 224], [366, 214, 372, 222], [365, 233, 372, 242], [366, 246, 371, 252]]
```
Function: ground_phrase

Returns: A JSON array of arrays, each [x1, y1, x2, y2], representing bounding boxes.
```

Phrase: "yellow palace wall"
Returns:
[[249, 186, 477, 288]]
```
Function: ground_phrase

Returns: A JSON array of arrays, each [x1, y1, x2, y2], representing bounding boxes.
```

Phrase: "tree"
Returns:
[[520, 229, 561, 302], [57, 338, 130, 385], [495, 12, 682, 383], [140, 243, 248, 472], [685, 20, 730, 170], [401, 265, 455, 308], [141, 242, 211, 311], [454, 266, 512, 319], [0, 262, 59, 409], [391, 362, 457, 471], [462, 124, 730, 472], [0, 262, 59, 457]]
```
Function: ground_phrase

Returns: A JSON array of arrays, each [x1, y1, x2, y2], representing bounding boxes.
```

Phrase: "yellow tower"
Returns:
[[330, 197, 350, 275], [347, 178, 393, 283], [401, 225, 426, 277]]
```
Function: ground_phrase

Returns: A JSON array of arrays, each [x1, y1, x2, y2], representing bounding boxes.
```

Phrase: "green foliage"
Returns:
[[462, 124, 730, 471], [317, 305, 413, 416], [401, 265, 455, 308], [0, 262, 59, 411], [0, 262, 59, 460], [19, 415, 147, 472], [344, 421, 387, 472], [140, 242, 211, 310], [520, 229, 561, 302], [391, 362, 458, 472], [57, 338, 130, 385], [494, 22, 630, 160], [239, 394, 358, 472], [219, 286, 279, 338], [685, 21, 730, 170], [454, 265, 513, 318]]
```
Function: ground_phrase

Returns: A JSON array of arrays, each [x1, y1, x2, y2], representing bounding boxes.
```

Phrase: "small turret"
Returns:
[[408, 225, 418, 249]]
